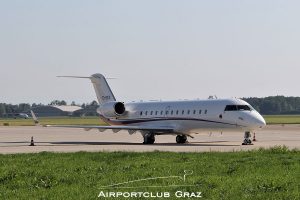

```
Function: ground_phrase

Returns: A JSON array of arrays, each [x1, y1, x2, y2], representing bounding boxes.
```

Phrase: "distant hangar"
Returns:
[[31, 105, 82, 117]]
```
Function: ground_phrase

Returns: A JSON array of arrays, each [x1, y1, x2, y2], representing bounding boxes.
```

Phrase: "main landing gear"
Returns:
[[176, 135, 187, 144], [242, 131, 253, 145], [143, 133, 155, 144]]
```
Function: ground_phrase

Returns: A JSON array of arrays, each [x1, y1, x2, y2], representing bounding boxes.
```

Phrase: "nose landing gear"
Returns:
[[242, 131, 253, 145]]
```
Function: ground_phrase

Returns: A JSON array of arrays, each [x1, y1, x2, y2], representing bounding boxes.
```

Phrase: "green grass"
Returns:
[[264, 115, 300, 124], [0, 117, 106, 126], [0, 147, 299, 199]]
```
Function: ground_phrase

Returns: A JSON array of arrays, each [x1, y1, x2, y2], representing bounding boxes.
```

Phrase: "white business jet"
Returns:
[[32, 74, 266, 145]]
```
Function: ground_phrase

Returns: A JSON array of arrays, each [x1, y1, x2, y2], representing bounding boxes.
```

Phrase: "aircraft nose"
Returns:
[[256, 114, 266, 128]]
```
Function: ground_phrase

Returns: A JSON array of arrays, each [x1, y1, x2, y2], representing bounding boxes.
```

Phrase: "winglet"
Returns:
[[30, 110, 40, 126]]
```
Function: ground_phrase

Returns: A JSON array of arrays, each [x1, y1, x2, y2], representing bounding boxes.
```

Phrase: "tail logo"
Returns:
[[102, 96, 111, 101]]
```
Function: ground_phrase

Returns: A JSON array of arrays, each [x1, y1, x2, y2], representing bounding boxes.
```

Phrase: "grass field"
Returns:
[[1, 115, 300, 126], [0, 147, 299, 199], [264, 115, 300, 124], [0, 117, 106, 126]]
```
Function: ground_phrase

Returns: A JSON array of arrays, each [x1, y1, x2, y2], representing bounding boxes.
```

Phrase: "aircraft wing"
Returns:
[[31, 110, 174, 134], [44, 124, 174, 134]]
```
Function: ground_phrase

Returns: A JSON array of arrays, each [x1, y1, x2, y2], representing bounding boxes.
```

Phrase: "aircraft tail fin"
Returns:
[[57, 74, 116, 105], [89, 74, 116, 105]]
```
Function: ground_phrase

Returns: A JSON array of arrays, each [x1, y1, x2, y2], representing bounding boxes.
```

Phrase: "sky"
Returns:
[[1, 0, 300, 104]]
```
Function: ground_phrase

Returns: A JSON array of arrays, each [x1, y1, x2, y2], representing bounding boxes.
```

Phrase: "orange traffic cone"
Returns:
[[253, 133, 257, 142], [30, 136, 35, 146]]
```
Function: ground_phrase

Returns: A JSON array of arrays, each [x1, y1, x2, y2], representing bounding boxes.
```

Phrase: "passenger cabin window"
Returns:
[[176, 110, 179, 115], [187, 110, 190, 115], [140, 111, 143, 116], [205, 110, 207, 114], [145, 111, 148, 115], [161, 111, 163, 115], [182, 110, 184, 115], [155, 111, 158, 115], [150, 111, 153, 115], [171, 110, 173, 115], [193, 110, 196, 114], [225, 105, 251, 111], [199, 110, 202, 114]]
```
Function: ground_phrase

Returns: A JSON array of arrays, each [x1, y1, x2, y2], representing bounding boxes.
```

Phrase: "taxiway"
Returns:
[[0, 125, 299, 154]]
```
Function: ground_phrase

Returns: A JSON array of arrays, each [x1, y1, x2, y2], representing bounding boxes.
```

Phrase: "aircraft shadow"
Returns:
[[0, 141, 240, 147], [49, 141, 239, 147]]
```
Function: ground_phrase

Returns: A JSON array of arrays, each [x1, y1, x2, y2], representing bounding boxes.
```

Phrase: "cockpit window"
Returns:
[[225, 105, 237, 111], [225, 105, 252, 111], [237, 105, 251, 111]]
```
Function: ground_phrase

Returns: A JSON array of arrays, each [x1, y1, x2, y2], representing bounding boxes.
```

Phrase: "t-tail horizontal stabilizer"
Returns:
[[57, 74, 116, 105]]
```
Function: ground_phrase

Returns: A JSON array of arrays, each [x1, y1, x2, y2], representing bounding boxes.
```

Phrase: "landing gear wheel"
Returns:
[[242, 131, 253, 145], [176, 135, 187, 144], [143, 133, 155, 144]]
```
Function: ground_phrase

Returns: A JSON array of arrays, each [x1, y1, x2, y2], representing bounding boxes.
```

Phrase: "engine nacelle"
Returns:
[[99, 101, 126, 118]]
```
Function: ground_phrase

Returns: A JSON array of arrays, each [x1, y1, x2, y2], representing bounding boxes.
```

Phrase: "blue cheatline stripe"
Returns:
[[100, 116, 245, 127]]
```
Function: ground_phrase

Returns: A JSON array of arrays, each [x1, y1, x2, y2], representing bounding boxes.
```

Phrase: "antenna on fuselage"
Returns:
[[208, 95, 218, 100]]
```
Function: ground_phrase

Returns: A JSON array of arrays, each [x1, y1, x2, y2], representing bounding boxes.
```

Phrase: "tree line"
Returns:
[[1, 96, 300, 117], [243, 96, 300, 115], [0, 100, 99, 117]]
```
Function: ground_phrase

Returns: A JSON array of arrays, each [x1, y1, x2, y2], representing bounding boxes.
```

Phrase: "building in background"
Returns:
[[31, 105, 82, 117]]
